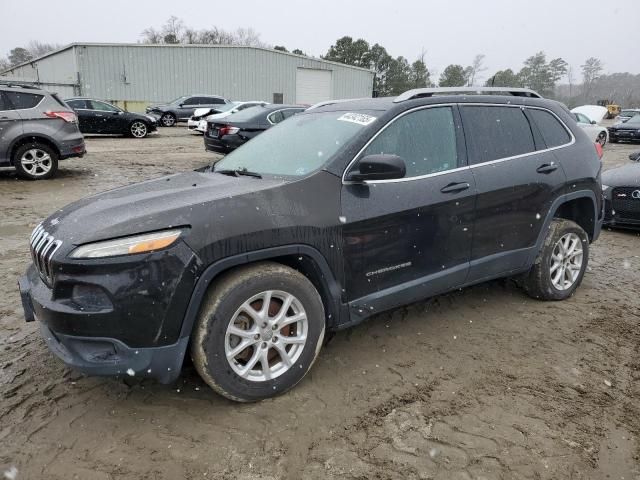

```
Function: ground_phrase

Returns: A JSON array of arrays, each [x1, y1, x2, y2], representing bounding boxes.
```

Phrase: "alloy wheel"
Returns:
[[20, 149, 52, 177], [131, 121, 147, 138], [161, 114, 175, 127], [225, 290, 308, 382], [550, 232, 584, 290]]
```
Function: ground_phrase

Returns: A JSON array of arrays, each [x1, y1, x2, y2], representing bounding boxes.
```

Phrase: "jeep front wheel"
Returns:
[[191, 262, 326, 402], [522, 219, 589, 300]]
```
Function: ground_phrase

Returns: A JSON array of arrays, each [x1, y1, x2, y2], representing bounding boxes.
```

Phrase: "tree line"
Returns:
[[1, 17, 638, 107]]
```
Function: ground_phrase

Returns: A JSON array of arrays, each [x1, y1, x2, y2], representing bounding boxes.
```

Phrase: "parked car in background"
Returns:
[[188, 101, 270, 134], [571, 110, 608, 146], [607, 115, 640, 143], [615, 109, 640, 123], [602, 161, 640, 228], [18, 87, 603, 402], [146, 95, 230, 127], [65, 98, 157, 138], [204, 104, 305, 154], [0, 84, 85, 180]]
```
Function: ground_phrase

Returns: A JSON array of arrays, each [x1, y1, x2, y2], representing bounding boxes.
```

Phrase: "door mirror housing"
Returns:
[[591, 120, 597, 125], [346, 154, 406, 182]]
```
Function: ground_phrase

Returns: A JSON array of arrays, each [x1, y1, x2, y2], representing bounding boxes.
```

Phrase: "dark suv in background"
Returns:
[[0, 84, 85, 180], [19, 87, 602, 402], [146, 95, 230, 127]]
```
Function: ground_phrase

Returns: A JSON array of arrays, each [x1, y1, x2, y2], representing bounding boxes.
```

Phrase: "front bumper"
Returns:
[[18, 241, 200, 382], [608, 130, 640, 142]]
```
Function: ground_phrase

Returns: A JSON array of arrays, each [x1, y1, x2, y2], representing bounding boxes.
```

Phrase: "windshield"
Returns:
[[621, 110, 638, 117], [214, 111, 375, 176], [168, 96, 189, 105], [211, 102, 240, 113]]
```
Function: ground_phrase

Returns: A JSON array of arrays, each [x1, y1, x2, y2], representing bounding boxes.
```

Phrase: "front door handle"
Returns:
[[440, 182, 470, 193], [536, 163, 559, 174]]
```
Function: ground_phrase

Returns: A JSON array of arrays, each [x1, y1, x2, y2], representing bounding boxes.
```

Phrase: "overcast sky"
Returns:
[[2, 0, 639, 80]]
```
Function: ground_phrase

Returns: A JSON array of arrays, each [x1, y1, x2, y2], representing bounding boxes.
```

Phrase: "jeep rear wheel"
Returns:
[[522, 219, 589, 300], [13, 143, 59, 180], [192, 262, 325, 402]]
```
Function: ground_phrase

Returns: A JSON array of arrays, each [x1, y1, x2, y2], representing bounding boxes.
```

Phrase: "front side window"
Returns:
[[529, 109, 572, 148], [215, 110, 371, 177], [461, 106, 535, 164], [5, 91, 44, 110], [360, 107, 458, 177], [575, 113, 590, 124], [182, 97, 199, 106], [90, 100, 119, 112]]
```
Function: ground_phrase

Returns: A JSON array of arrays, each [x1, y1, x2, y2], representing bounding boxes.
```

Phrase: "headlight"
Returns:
[[70, 229, 182, 259], [602, 184, 611, 193]]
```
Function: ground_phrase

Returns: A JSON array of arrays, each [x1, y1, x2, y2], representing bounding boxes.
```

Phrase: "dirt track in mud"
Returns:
[[1, 128, 639, 480]]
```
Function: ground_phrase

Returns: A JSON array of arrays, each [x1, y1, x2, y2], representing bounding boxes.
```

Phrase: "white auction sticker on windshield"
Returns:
[[337, 113, 377, 126]]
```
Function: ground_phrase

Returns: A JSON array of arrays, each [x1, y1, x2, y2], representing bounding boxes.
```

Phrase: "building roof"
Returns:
[[1, 42, 375, 75]]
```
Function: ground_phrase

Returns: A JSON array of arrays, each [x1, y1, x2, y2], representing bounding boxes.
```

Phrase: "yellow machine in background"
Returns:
[[597, 100, 621, 119]]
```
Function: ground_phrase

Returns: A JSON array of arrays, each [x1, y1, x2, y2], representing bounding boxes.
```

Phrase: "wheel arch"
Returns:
[[178, 245, 346, 342], [8, 134, 61, 165]]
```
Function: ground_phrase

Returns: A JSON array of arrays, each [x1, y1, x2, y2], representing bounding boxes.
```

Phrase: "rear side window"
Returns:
[[66, 99, 89, 109], [0, 92, 9, 111], [361, 106, 458, 177], [206, 97, 226, 105], [461, 106, 535, 164], [5, 91, 44, 110], [528, 109, 572, 148], [268, 110, 285, 124]]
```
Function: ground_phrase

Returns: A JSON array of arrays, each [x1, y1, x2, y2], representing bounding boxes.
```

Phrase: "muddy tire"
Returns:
[[13, 142, 59, 180], [191, 262, 326, 402], [596, 131, 607, 147], [522, 219, 589, 301]]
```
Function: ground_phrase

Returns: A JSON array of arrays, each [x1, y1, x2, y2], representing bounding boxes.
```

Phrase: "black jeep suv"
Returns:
[[19, 87, 603, 402]]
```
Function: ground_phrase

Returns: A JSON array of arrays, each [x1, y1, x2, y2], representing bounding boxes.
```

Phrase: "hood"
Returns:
[[41, 171, 286, 247], [609, 121, 640, 131], [602, 163, 640, 187], [571, 105, 607, 123]]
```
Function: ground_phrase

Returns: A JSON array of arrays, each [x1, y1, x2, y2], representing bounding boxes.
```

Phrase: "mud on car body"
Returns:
[[19, 87, 603, 402]]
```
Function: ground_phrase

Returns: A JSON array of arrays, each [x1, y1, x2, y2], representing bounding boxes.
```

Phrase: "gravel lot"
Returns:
[[0, 128, 639, 480]]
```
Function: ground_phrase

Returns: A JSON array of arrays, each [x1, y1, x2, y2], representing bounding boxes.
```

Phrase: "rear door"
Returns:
[[0, 92, 22, 164], [460, 104, 567, 282], [341, 106, 476, 305], [66, 99, 93, 132]]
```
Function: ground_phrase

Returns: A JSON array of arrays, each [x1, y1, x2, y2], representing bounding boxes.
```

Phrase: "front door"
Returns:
[[459, 104, 568, 282], [89, 100, 124, 134], [341, 106, 476, 314]]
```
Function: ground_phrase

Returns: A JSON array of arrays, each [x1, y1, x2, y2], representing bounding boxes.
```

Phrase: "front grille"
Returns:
[[612, 187, 640, 220], [30, 224, 62, 286]]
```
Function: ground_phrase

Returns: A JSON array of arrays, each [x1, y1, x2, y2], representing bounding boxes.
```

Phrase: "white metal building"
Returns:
[[0, 43, 374, 112]]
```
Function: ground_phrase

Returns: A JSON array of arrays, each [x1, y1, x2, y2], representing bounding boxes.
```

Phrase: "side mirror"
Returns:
[[346, 154, 406, 182], [591, 120, 597, 125], [178, 103, 185, 107]]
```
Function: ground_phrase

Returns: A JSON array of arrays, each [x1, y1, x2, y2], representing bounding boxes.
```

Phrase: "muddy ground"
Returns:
[[0, 128, 639, 480]]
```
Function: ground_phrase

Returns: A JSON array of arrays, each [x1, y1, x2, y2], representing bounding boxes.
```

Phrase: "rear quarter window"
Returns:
[[5, 91, 44, 110], [461, 106, 536, 164], [528, 109, 572, 148]]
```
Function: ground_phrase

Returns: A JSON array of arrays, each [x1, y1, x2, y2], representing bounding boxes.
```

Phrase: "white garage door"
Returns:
[[296, 68, 332, 105]]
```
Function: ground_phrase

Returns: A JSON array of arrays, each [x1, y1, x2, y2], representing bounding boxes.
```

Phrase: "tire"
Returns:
[[522, 219, 589, 301], [13, 142, 59, 180], [129, 121, 148, 138], [160, 112, 176, 127], [192, 262, 326, 402], [596, 131, 607, 147]]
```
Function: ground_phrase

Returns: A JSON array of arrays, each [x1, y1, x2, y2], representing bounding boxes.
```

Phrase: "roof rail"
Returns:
[[0, 80, 43, 90], [394, 87, 542, 103], [306, 98, 365, 110]]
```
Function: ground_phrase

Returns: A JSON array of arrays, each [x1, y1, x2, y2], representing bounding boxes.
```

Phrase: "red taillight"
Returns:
[[594, 142, 603, 160], [44, 111, 77, 123], [218, 125, 239, 136]]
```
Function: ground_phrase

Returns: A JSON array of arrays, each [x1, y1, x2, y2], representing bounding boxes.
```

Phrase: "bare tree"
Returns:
[[581, 57, 603, 95], [466, 54, 486, 86]]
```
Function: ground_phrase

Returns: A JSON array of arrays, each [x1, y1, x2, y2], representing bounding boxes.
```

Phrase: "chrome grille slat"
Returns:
[[29, 225, 61, 286]]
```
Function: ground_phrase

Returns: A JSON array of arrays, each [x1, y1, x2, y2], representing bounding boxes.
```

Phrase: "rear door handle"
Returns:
[[440, 182, 470, 193], [536, 163, 558, 174]]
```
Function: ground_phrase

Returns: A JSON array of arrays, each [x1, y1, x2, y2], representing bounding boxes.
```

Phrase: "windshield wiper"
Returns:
[[215, 167, 262, 178]]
